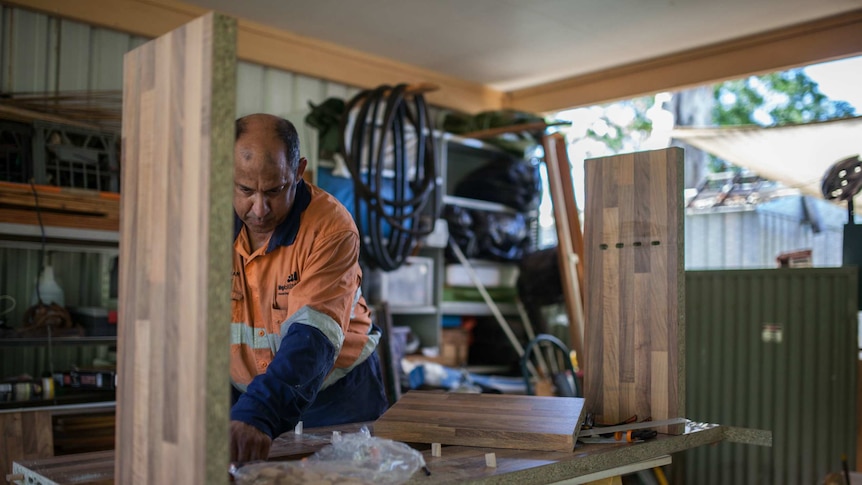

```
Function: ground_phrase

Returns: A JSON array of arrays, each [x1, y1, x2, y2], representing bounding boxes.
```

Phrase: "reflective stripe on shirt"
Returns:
[[230, 322, 280, 353], [321, 324, 381, 389], [278, 305, 345, 353]]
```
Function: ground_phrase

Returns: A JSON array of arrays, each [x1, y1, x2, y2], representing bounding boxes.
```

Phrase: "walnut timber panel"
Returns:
[[583, 148, 685, 435], [117, 12, 236, 484], [374, 390, 586, 452]]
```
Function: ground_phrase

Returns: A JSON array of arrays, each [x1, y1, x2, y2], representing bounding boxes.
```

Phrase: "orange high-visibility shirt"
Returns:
[[230, 181, 377, 391]]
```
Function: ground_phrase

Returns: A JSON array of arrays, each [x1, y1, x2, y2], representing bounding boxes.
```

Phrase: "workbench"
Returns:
[[9, 420, 745, 484]]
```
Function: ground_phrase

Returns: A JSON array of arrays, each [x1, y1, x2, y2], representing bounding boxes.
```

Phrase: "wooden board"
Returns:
[[10, 422, 732, 484], [0, 410, 53, 478], [583, 148, 685, 434], [373, 390, 586, 452], [543, 132, 586, 362], [117, 12, 236, 485], [0, 181, 120, 231]]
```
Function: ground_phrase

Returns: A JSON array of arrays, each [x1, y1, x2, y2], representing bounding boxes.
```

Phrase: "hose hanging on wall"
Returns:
[[339, 83, 439, 271]]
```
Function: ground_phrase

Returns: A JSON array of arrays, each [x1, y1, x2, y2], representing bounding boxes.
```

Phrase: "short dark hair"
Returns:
[[235, 115, 301, 169]]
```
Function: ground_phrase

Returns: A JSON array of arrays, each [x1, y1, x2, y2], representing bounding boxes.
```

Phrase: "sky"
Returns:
[[537, 54, 862, 238], [804, 55, 862, 111]]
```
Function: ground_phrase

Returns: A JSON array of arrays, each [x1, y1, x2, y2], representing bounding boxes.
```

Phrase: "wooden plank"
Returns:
[[0, 411, 54, 478], [117, 12, 236, 485], [505, 9, 862, 112], [583, 148, 684, 434], [542, 133, 586, 363], [373, 390, 586, 452], [11, 423, 732, 484], [0, 182, 119, 219]]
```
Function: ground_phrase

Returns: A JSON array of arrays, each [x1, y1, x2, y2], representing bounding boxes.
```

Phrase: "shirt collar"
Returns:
[[233, 179, 312, 253]]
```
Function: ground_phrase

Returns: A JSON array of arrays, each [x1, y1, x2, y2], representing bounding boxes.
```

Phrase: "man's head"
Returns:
[[233, 114, 308, 241]]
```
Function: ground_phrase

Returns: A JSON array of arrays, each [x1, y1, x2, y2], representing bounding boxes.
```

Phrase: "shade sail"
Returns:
[[671, 116, 862, 201]]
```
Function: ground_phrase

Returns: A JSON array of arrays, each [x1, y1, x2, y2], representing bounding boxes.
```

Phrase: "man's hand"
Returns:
[[229, 420, 272, 463]]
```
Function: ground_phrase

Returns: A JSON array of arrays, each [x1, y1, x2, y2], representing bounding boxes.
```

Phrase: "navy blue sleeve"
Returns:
[[230, 323, 337, 438]]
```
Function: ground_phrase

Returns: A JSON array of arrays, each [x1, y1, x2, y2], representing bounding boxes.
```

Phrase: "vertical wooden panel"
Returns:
[[0, 411, 53, 478], [118, 12, 236, 484], [584, 147, 684, 434]]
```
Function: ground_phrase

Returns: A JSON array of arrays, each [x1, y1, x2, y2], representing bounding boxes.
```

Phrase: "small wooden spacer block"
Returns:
[[294, 421, 303, 435], [431, 442, 442, 457], [7, 474, 25, 483], [485, 452, 497, 468]]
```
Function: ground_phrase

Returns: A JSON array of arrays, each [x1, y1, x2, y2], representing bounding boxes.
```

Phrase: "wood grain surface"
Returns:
[[583, 148, 685, 434], [0, 410, 53, 478], [373, 390, 586, 452], [10, 422, 731, 484], [28, 426, 765, 484], [543, 132, 586, 362], [117, 12, 236, 485]]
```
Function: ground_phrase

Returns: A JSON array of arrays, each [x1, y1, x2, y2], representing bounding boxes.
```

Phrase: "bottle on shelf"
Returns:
[[30, 259, 65, 307]]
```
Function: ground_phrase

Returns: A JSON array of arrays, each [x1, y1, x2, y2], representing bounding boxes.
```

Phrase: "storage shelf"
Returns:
[[0, 336, 117, 347], [441, 301, 519, 316], [0, 395, 115, 413], [443, 195, 516, 214], [388, 305, 438, 315], [442, 132, 509, 154], [0, 222, 119, 253]]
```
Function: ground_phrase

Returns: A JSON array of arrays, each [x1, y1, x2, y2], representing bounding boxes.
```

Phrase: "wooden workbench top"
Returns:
[[11, 421, 732, 484]]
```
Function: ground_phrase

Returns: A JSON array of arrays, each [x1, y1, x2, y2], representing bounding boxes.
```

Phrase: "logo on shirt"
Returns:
[[277, 271, 299, 295]]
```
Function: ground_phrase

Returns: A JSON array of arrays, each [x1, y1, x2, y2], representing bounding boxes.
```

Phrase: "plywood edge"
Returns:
[[671, 147, 686, 434], [204, 12, 237, 485]]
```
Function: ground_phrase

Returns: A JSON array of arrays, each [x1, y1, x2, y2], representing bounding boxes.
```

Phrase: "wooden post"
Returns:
[[542, 133, 585, 363], [583, 148, 685, 435], [116, 12, 236, 484]]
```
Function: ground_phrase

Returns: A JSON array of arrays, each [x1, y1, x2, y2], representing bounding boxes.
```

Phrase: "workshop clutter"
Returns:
[[402, 325, 472, 368], [0, 118, 120, 191], [232, 425, 426, 485], [364, 256, 434, 307]]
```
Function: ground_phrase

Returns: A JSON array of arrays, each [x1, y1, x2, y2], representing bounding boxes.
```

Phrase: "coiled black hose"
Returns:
[[339, 84, 439, 271]]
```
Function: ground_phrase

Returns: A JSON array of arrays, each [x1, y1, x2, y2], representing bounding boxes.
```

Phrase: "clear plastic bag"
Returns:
[[231, 426, 426, 485]]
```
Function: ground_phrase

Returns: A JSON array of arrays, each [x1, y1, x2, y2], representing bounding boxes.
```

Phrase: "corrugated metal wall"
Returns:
[[685, 196, 846, 269], [0, 5, 362, 114], [684, 268, 858, 485]]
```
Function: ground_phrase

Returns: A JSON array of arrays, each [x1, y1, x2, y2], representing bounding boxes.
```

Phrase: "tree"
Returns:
[[713, 69, 856, 127]]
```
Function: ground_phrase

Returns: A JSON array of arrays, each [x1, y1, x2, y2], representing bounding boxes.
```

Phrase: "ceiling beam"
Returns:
[[5, 0, 860, 115], [2, 0, 504, 113], [505, 9, 862, 114]]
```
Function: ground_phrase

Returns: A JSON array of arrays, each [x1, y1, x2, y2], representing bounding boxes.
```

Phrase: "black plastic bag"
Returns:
[[454, 157, 541, 212], [444, 205, 531, 262]]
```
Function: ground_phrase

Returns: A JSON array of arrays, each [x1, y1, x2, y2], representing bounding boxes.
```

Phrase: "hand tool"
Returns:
[[578, 417, 687, 438]]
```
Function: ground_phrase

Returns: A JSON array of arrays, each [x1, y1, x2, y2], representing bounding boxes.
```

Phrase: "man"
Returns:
[[229, 113, 388, 463]]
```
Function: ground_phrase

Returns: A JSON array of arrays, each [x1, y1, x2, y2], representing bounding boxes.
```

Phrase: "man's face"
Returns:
[[233, 124, 307, 240]]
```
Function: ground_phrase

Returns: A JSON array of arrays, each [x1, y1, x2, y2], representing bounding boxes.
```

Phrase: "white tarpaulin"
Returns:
[[671, 116, 862, 200]]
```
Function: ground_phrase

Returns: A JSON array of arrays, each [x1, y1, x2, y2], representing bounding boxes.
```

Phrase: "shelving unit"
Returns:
[[0, 336, 117, 347], [0, 186, 119, 418], [376, 131, 538, 356]]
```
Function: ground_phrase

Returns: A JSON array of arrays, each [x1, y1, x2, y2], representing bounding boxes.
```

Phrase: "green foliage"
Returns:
[[582, 96, 655, 152], [713, 69, 856, 126]]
